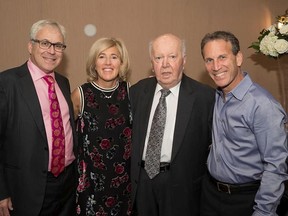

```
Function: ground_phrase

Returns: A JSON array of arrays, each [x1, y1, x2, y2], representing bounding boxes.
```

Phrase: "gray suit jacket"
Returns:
[[0, 62, 76, 215], [130, 74, 215, 215]]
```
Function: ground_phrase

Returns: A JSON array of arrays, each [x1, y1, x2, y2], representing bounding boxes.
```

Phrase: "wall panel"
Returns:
[[1, 0, 287, 104]]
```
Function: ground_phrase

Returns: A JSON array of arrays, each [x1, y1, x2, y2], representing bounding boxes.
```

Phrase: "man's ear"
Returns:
[[236, 51, 243, 67]]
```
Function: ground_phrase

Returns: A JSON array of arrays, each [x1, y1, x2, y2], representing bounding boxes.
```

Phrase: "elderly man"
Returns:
[[130, 33, 215, 216]]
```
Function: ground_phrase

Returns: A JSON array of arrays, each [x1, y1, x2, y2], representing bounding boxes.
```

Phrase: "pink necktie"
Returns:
[[43, 75, 65, 177]]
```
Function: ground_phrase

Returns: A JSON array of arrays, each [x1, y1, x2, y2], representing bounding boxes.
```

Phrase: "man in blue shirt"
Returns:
[[200, 31, 288, 216]]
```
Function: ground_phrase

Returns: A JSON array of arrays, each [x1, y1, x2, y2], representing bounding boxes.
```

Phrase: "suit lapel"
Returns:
[[137, 80, 157, 159], [18, 65, 47, 140], [171, 75, 196, 161]]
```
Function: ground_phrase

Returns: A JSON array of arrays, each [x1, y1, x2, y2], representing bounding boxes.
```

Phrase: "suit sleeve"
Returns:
[[0, 77, 9, 200]]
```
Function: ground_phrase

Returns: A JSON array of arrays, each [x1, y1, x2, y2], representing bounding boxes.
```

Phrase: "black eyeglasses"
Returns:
[[31, 39, 67, 52]]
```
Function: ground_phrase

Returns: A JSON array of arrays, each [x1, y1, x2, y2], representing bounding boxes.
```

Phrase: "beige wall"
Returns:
[[1, 0, 288, 106]]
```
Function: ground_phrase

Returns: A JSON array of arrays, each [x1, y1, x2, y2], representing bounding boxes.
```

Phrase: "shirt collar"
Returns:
[[155, 81, 181, 97], [216, 72, 253, 101], [27, 58, 55, 82]]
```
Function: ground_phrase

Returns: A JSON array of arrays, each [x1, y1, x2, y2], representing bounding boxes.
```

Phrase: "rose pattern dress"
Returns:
[[76, 81, 132, 216]]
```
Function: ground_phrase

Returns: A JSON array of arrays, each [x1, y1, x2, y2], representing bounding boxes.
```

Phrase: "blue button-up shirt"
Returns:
[[208, 72, 288, 215]]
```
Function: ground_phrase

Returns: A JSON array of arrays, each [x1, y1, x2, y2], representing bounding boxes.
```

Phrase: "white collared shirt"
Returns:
[[142, 82, 180, 162]]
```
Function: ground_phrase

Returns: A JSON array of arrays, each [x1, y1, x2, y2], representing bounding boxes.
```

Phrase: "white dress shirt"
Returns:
[[142, 82, 180, 162]]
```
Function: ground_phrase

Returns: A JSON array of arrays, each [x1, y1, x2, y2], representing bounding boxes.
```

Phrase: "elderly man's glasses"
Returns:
[[31, 39, 66, 52]]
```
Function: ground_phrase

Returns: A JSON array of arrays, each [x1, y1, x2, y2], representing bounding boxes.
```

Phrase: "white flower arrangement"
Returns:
[[250, 23, 288, 58]]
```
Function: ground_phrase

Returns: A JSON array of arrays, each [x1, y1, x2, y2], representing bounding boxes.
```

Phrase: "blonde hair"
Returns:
[[86, 37, 130, 82]]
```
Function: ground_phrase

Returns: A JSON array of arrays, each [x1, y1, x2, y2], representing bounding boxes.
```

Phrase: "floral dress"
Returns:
[[76, 81, 132, 216]]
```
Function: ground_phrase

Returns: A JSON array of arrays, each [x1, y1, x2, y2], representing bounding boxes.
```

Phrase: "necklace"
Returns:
[[101, 91, 115, 99], [91, 81, 119, 99]]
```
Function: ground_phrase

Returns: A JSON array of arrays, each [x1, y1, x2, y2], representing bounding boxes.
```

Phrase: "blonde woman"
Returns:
[[72, 38, 132, 216]]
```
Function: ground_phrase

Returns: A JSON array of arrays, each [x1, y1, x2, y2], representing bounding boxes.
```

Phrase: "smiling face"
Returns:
[[28, 25, 64, 74], [151, 34, 186, 89], [94, 46, 121, 88], [202, 39, 243, 94]]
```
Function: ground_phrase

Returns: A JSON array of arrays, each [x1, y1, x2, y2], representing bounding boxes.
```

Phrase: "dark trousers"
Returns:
[[39, 162, 77, 216], [200, 173, 256, 216], [277, 189, 288, 216], [135, 167, 172, 216]]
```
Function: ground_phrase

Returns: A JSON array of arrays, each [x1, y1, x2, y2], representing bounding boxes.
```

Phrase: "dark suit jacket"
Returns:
[[130, 74, 215, 215], [0, 63, 76, 216]]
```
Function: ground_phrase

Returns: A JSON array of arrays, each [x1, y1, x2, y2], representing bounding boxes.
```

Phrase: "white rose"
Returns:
[[274, 39, 288, 54], [260, 35, 278, 57], [279, 24, 288, 35], [267, 24, 277, 34], [268, 31, 276, 37]]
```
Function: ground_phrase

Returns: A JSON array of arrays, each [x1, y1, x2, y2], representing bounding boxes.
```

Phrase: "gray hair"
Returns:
[[29, 19, 66, 42]]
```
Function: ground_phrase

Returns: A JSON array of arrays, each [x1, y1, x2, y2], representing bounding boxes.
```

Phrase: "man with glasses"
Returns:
[[130, 33, 215, 216], [0, 19, 76, 216], [30, 39, 67, 52]]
